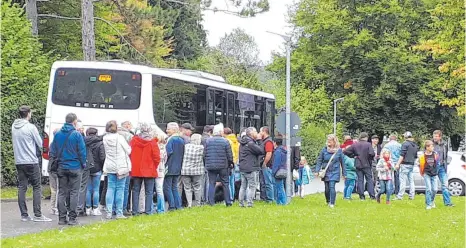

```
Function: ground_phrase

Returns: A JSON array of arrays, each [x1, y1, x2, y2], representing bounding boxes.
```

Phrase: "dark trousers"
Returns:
[[16, 164, 42, 217], [207, 168, 231, 206], [324, 181, 337, 205], [100, 176, 107, 206], [259, 169, 266, 200], [394, 170, 400, 195], [356, 167, 375, 199], [57, 168, 82, 221], [132, 177, 155, 214], [77, 169, 90, 213]]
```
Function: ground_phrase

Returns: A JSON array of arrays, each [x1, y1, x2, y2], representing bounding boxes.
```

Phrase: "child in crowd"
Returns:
[[297, 156, 312, 198], [343, 155, 356, 200], [419, 140, 440, 210], [376, 149, 395, 204]]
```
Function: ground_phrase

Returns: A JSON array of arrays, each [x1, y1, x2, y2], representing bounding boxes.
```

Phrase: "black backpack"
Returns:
[[86, 146, 95, 170]]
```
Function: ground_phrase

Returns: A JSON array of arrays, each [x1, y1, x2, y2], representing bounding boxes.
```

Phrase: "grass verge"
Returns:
[[1, 186, 51, 200], [1, 194, 464, 247]]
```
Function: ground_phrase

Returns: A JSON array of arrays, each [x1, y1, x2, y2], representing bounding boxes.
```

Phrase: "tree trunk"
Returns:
[[81, 0, 96, 61], [25, 0, 38, 36]]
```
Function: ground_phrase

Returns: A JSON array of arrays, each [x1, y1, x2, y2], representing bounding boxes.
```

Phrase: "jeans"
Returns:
[[163, 175, 182, 210], [49, 172, 59, 211], [262, 167, 274, 202], [16, 164, 42, 218], [207, 168, 231, 206], [377, 180, 393, 202], [86, 172, 102, 208], [229, 168, 236, 201], [239, 171, 258, 207], [424, 174, 438, 207], [57, 168, 82, 221], [438, 165, 452, 205], [397, 164, 415, 199], [132, 177, 155, 214], [181, 175, 203, 207], [324, 181, 337, 205], [344, 179, 356, 199], [77, 169, 90, 213], [123, 176, 131, 211], [106, 174, 126, 216], [356, 167, 375, 199], [155, 177, 165, 213], [274, 178, 286, 205]]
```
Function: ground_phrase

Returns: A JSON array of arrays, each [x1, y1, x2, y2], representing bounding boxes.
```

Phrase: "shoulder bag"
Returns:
[[318, 150, 338, 179], [49, 131, 74, 173]]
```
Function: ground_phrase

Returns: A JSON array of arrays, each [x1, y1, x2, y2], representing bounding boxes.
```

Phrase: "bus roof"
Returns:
[[52, 61, 275, 100]]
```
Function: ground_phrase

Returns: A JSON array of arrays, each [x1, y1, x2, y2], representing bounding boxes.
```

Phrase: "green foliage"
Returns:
[[1, 1, 55, 186], [2, 195, 464, 247]]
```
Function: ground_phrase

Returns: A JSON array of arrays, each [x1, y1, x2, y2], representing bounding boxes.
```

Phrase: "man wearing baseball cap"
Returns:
[[395, 131, 419, 200]]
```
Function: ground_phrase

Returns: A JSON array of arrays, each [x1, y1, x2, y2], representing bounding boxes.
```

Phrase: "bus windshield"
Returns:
[[52, 68, 142, 109]]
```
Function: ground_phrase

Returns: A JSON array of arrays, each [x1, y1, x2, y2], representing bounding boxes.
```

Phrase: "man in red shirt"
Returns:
[[259, 127, 275, 203]]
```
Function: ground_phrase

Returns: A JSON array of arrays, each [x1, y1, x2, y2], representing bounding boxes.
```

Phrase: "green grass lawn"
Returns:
[[2, 194, 464, 247], [1, 186, 51, 200]]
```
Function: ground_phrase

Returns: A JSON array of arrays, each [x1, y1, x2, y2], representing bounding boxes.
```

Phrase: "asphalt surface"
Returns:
[[1, 179, 344, 238]]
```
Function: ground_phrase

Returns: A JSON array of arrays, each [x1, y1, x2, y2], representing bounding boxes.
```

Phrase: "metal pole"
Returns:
[[285, 41, 292, 203]]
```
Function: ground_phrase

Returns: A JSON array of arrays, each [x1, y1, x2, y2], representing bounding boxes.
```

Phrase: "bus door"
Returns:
[[206, 87, 225, 125]]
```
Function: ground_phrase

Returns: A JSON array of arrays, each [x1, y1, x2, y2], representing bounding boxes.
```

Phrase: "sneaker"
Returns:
[[86, 208, 92, 216], [426, 206, 432, 210], [21, 216, 33, 222], [77, 211, 87, 217], [106, 214, 112, 219], [123, 210, 132, 216], [446, 204, 455, 207], [92, 208, 102, 216], [431, 203, 436, 209], [116, 215, 127, 219], [58, 219, 68, 225], [329, 204, 335, 208], [68, 219, 79, 226], [50, 208, 59, 215], [33, 215, 52, 222], [99, 205, 106, 211]]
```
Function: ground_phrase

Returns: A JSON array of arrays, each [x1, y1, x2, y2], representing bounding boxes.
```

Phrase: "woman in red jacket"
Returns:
[[129, 123, 160, 215]]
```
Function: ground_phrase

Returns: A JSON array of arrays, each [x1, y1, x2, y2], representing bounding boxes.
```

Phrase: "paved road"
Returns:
[[1, 200, 108, 238], [1, 179, 343, 238]]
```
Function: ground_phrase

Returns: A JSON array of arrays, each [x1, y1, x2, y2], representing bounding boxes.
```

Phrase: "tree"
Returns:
[[217, 28, 260, 67], [81, 0, 96, 60], [1, 1, 55, 185], [25, 0, 38, 35], [203, 0, 270, 17], [415, 0, 465, 116]]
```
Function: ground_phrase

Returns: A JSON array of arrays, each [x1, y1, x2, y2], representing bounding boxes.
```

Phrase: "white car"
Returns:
[[375, 151, 466, 196]]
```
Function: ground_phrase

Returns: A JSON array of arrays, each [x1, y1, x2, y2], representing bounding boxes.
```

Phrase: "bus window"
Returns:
[[52, 68, 141, 109], [265, 99, 275, 134], [152, 76, 198, 126], [227, 92, 235, 131], [236, 93, 255, 133], [214, 90, 225, 124]]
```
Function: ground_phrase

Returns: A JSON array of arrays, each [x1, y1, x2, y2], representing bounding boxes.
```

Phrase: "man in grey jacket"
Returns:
[[12, 106, 52, 222]]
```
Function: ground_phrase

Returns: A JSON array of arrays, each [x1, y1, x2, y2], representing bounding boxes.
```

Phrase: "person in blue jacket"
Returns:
[[314, 134, 346, 208], [163, 122, 185, 211], [271, 136, 287, 205], [49, 113, 86, 225]]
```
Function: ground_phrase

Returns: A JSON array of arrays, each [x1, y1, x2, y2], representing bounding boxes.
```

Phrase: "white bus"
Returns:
[[42, 61, 275, 176]]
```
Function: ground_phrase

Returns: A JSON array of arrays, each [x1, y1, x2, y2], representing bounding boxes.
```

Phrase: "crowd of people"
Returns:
[[11, 105, 454, 225]]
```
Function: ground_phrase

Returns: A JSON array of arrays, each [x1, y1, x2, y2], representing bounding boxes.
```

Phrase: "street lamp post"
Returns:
[[333, 97, 344, 135], [267, 31, 292, 202]]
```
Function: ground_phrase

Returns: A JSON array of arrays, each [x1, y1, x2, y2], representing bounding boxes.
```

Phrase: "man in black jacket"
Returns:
[[395, 132, 419, 200], [344, 132, 375, 200], [238, 127, 264, 207]]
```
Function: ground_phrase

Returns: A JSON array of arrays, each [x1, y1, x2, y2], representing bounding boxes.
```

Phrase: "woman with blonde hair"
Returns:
[[103, 120, 131, 219], [315, 134, 346, 208], [153, 131, 168, 213]]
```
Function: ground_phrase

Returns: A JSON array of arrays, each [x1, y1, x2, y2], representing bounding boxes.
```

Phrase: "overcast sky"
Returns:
[[202, 0, 295, 64]]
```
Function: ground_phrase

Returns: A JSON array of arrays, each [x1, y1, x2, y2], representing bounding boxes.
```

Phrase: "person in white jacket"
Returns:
[[103, 120, 131, 219]]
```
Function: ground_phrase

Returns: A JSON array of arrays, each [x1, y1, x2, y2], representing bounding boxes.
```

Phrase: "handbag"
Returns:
[[318, 150, 338, 179], [292, 169, 299, 180], [275, 168, 287, 179], [49, 131, 74, 173]]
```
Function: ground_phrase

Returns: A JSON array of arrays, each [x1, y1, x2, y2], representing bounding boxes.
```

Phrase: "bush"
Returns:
[[1, 2, 54, 186]]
